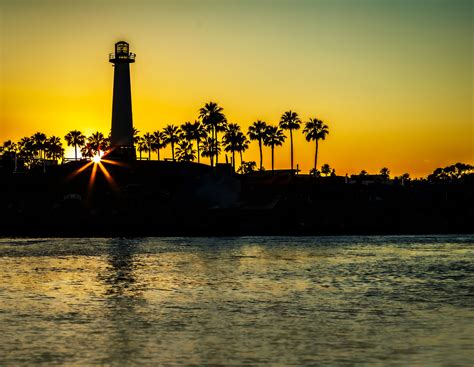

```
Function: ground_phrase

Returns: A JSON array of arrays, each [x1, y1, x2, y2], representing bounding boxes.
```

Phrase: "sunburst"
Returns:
[[67, 152, 127, 196]]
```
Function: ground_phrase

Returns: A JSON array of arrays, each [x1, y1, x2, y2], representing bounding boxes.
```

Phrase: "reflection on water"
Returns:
[[0, 236, 473, 365]]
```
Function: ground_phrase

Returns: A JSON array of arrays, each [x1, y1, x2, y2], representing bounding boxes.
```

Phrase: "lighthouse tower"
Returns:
[[109, 41, 136, 160]]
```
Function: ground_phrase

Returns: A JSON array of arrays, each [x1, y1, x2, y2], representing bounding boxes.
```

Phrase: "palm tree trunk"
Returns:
[[232, 150, 235, 170], [314, 140, 319, 176], [290, 129, 294, 171], [148, 149, 151, 161], [215, 128, 219, 166], [196, 139, 200, 163], [259, 140, 263, 170], [74, 145, 78, 160], [172, 142, 175, 162], [240, 151, 243, 166], [272, 146, 275, 172], [157, 148, 160, 161], [139, 151, 142, 160]]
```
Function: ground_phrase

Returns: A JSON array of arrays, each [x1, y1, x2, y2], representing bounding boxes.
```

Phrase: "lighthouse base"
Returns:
[[106, 145, 136, 161]]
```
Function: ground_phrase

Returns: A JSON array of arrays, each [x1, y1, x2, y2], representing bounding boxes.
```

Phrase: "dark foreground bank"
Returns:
[[0, 161, 472, 236]]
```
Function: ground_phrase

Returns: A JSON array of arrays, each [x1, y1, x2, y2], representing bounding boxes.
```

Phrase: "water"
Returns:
[[0, 236, 472, 366]]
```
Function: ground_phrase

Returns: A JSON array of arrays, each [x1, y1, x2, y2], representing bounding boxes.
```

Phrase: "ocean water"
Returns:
[[0, 236, 472, 366]]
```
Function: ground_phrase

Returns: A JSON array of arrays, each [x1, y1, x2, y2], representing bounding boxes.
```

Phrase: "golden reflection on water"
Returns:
[[0, 237, 473, 365]]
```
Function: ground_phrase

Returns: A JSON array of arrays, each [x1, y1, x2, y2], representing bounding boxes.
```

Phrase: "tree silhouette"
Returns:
[[222, 123, 243, 169], [17, 137, 34, 166], [360, 170, 368, 176], [32, 132, 47, 159], [279, 111, 301, 172], [141, 132, 154, 160], [64, 130, 86, 161], [163, 125, 181, 162], [176, 141, 196, 162], [192, 121, 207, 164], [199, 102, 227, 166], [234, 131, 249, 167], [136, 136, 148, 160], [180, 122, 195, 147], [237, 161, 257, 174], [1, 140, 18, 160], [309, 168, 320, 176], [321, 163, 331, 176], [200, 136, 220, 166], [380, 167, 390, 179], [428, 163, 473, 182], [152, 130, 166, 161], [263, 125, 286, 172], [86, 132, 107, 157], [303, 118, 329, 176], [132, 127, 140, 144], [248, 120, 268, 171], [45, 136, 64, 161]]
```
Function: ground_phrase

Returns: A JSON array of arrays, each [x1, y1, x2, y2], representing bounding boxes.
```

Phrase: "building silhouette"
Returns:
[[109, 41, 136, 160]]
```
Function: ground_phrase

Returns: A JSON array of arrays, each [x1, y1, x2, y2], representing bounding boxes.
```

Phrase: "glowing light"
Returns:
[[101, 158, 128, 167], [88, 163, 98, 192], [66, 161, 93, 180], [92, 155, 101, 163], [97, 162, 119, 192]]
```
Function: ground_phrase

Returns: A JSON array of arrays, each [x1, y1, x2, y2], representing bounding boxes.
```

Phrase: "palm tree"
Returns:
[[222, 123, 243, 169], [360, 170, 368, 176], [152, 130, 167, 160], [141, 132, 154, 160], [163, 125, 181, 161], [80, 143, 94, 158], [263, 125, 286, 172], [180, 121, 195, 144], [176, 141, 196, 162], [1, 140, 17, 154], [303, 118, 329, 176], [32, 132, 47, 159], [64, 130, 86, 161], [236, 131, 250, 165], [279, 111, 301, 171], [199, 102, 227, 166], [132, 127, 140, 144], [234, 131, 249, 167], [88, 131, 107, 156], [200, 136, 220, 166], [321, 163, 331, 176], [248, 120, 268, 171], [136, 136, 148, 160], [45, 136, 64, 161], [191, 121, 207, 163], [17, 137, 35, 167]]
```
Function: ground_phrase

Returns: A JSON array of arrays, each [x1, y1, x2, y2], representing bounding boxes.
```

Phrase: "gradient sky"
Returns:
[[1, 0, 472, 176]]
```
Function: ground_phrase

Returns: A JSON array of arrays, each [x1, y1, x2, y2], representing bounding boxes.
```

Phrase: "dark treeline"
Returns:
[[1, 101, 473, 181], [1, 102, 331, 174]]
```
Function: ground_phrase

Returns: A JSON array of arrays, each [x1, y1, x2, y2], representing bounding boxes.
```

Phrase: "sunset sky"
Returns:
[[1, 0, 472, 177]]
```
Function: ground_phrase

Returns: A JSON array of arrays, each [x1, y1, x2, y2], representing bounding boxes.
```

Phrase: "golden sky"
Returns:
[[1, 0, 472, 176]]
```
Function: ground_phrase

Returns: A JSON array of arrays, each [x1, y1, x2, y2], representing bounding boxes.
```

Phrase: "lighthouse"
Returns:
[[109, 41, 136, 160]]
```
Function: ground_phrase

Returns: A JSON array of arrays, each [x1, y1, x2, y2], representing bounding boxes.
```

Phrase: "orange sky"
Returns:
[[1, 0, 472, 177]]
